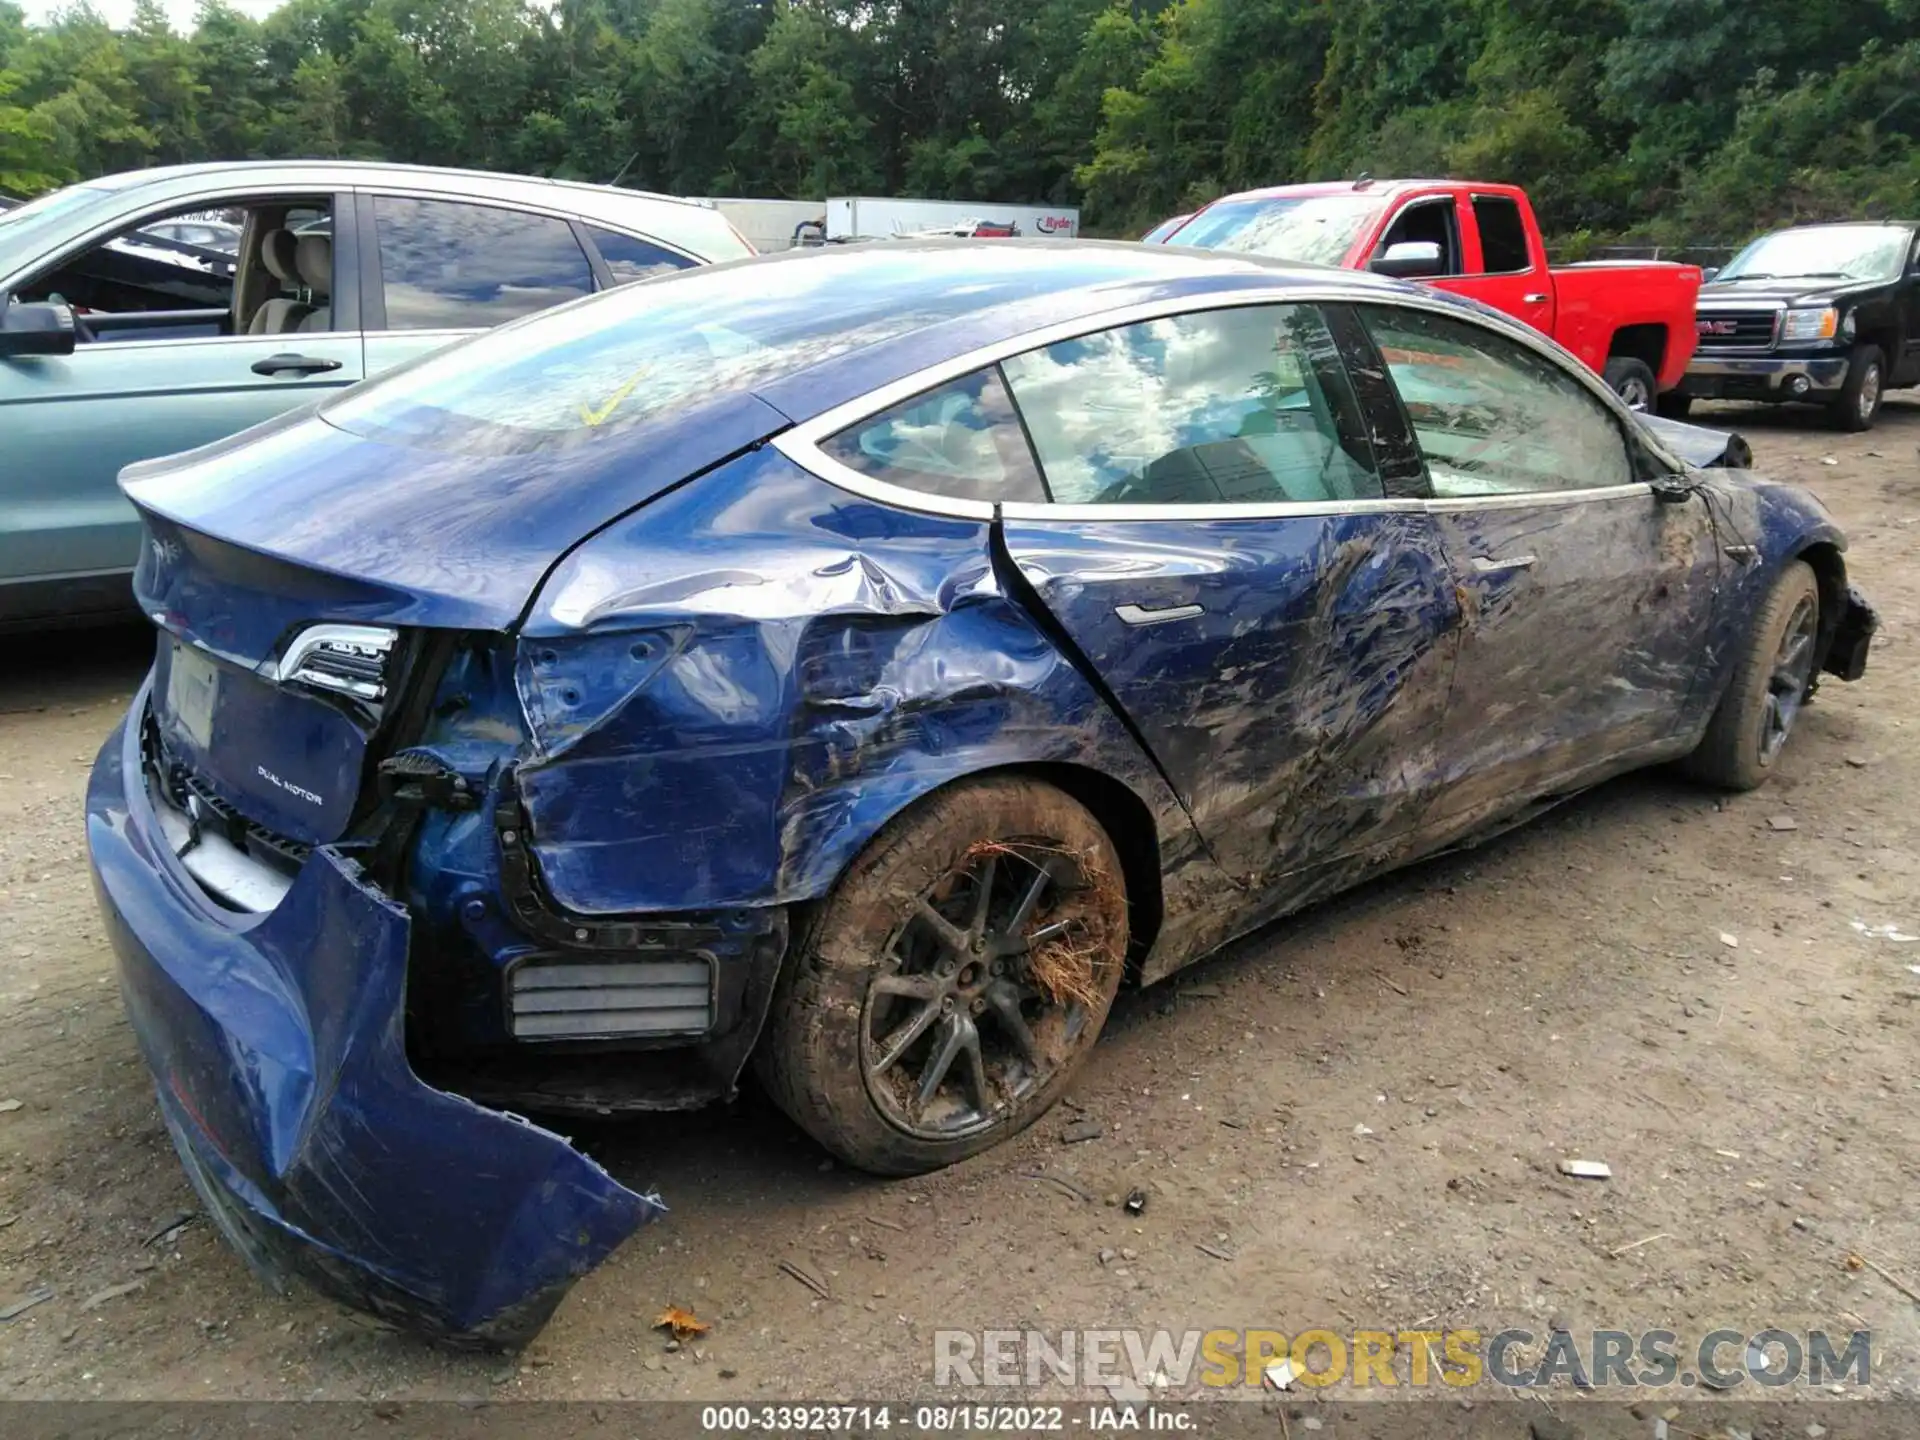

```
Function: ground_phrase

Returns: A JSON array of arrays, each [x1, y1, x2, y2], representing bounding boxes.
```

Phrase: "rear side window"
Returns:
[[998, 304, 1382, 507], [586, 226, 696, 285], [1472, 196, 1531, 275], [819, 368, 1045, 504], [373, 196, 594, 330]]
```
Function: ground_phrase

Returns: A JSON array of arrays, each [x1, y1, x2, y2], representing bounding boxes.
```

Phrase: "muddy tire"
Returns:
[[756, 777, 1128, 1175], [1827, 344, 1884, 431], [1603, 357, 1658, 412], [1684, 561, 1821, 791]]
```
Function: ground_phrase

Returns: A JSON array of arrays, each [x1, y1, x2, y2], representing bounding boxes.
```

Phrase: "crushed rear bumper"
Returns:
[[86, 683, 661, 1348], [1825, 585, 1877, 683]]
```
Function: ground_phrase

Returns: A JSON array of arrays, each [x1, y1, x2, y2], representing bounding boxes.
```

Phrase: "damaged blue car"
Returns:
[[87, 242, 1877, 1345]]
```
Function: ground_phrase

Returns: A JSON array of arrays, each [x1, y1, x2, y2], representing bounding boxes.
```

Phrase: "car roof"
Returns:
[[692, 238, 1460, 422], [1209, 178, 1504, 204], [2, 162, 749, 275], [82, 159, 705, 209]]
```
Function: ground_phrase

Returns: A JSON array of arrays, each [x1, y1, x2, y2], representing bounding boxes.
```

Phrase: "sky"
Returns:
[[18, 0, 286, 31]]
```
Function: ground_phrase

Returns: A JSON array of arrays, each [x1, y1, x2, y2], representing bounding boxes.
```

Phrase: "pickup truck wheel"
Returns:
[[1655, 392, 1693, 420], [1603, 357, 1657, 411], [1828, 345, 1884, 431], [756, 777, 1128, 1176], [1683, 561, 1820, 791]]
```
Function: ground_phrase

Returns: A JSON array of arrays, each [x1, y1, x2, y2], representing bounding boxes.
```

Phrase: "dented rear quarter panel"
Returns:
[[515, 450, 1212, 963]]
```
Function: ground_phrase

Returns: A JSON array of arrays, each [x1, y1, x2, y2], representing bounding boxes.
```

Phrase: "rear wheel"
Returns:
[[757, 777, 1128, 1175], [1828, 344, 1884, 431], [1684, 561, 1821, 790], [1604, 356, 1658, 411]]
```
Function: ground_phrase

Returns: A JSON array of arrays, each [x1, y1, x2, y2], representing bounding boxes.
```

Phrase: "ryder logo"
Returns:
[[1037, 215, 1076, 234], [257, 765, 324, 808]]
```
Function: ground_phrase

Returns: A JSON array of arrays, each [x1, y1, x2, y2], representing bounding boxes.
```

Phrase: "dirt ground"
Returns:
[[2, 398, 1917, 1416]]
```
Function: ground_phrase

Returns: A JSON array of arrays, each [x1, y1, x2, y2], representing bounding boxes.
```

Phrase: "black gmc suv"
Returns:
[[1670, 220, 1920, 430]]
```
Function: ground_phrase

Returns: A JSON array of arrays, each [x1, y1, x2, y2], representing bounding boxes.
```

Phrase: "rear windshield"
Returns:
[[325, 244, 1174, 455], [1171, 195, 1384, 267]]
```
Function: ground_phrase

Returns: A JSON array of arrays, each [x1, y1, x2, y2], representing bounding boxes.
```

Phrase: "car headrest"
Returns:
[[260, 228, 299, 284], [295, 234, 331, 296]]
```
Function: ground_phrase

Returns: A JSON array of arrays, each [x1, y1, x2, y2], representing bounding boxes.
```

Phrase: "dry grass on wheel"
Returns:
[[962, 838, 1126, 1010]]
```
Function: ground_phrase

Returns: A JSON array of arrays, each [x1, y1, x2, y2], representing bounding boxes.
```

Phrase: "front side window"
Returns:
[[998, 304, 1381, 507], [373, 196, 594, 330], [1358, 304, 1636, 497], [586, 226, 697, 285], [820, 368, 1044, 504], [1374, 199, 1462, 277]]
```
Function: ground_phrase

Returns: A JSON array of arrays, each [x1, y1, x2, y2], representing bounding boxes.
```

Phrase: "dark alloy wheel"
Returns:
[[757, 778, 1128, 1174], [1758, 588, 1819, 766], [860, 840, 1104, 1142], [1685, 560, 1822, 790]]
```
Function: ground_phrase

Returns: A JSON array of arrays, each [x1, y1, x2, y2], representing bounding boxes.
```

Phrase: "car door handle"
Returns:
[[251, 352, 342, 377], [1522, 293, 1549, 304], [1114, 602, 1205, 626], [1470, 554, 1537, 574]]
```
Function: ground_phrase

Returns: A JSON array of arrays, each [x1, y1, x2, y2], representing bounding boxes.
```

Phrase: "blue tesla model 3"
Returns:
[[87, 241, 1875, 1343]]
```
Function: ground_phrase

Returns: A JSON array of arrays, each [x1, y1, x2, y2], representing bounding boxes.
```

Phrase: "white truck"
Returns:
[[704, 198, 829, 253], [826, 197, 1079, 241]]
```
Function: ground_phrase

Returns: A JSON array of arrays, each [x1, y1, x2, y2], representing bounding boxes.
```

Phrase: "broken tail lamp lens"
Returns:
[[1779, 307, 1839, 342]]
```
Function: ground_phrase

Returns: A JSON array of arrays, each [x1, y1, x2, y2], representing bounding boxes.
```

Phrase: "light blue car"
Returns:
[[0, 161, 753, 629]]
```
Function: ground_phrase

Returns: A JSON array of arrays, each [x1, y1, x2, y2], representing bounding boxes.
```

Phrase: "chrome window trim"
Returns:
[[771, 283, 1680, 523]]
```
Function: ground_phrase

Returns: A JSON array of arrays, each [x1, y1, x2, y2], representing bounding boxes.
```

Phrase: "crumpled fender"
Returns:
[[89, 699, 659, 1347]]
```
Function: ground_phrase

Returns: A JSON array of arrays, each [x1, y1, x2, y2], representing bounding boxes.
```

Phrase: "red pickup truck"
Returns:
[[1150, 179, 1702, 409]]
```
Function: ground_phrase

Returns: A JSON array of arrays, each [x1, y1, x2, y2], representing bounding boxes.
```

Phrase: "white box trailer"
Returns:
[[703, 198, 829, 253], [826, 197, 1080, 241]]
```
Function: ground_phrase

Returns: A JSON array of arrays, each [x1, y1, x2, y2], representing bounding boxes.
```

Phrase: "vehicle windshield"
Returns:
[[0, 185, 113, 277], [1166, 195, 1384, 266], [1716, 225, 1911, 283], [324, 244, 1207, 454], [1140, 213, 1191, 244]]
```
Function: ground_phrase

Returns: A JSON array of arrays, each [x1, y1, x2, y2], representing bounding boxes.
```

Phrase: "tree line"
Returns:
[[3, 0, 1917, 246]]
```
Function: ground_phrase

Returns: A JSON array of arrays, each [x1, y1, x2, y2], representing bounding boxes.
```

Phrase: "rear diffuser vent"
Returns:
[[508, 956, 714, 1041]]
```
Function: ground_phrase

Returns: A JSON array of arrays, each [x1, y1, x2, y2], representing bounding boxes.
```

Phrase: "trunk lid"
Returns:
[[123, 394, 791, 633]]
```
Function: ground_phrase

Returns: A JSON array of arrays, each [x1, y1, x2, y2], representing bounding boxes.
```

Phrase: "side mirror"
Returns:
[[1370, 240, 1443, 279], [0, 296, 77, 357], [1702, 266, 1721, 282]]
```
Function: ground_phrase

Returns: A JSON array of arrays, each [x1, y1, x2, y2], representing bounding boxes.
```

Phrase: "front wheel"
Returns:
[[1828, 344, 1884, 431], [1604, 356, 1658, 411], [756, 777, 1129, 1175], [1684, 561, 1821, 790]]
